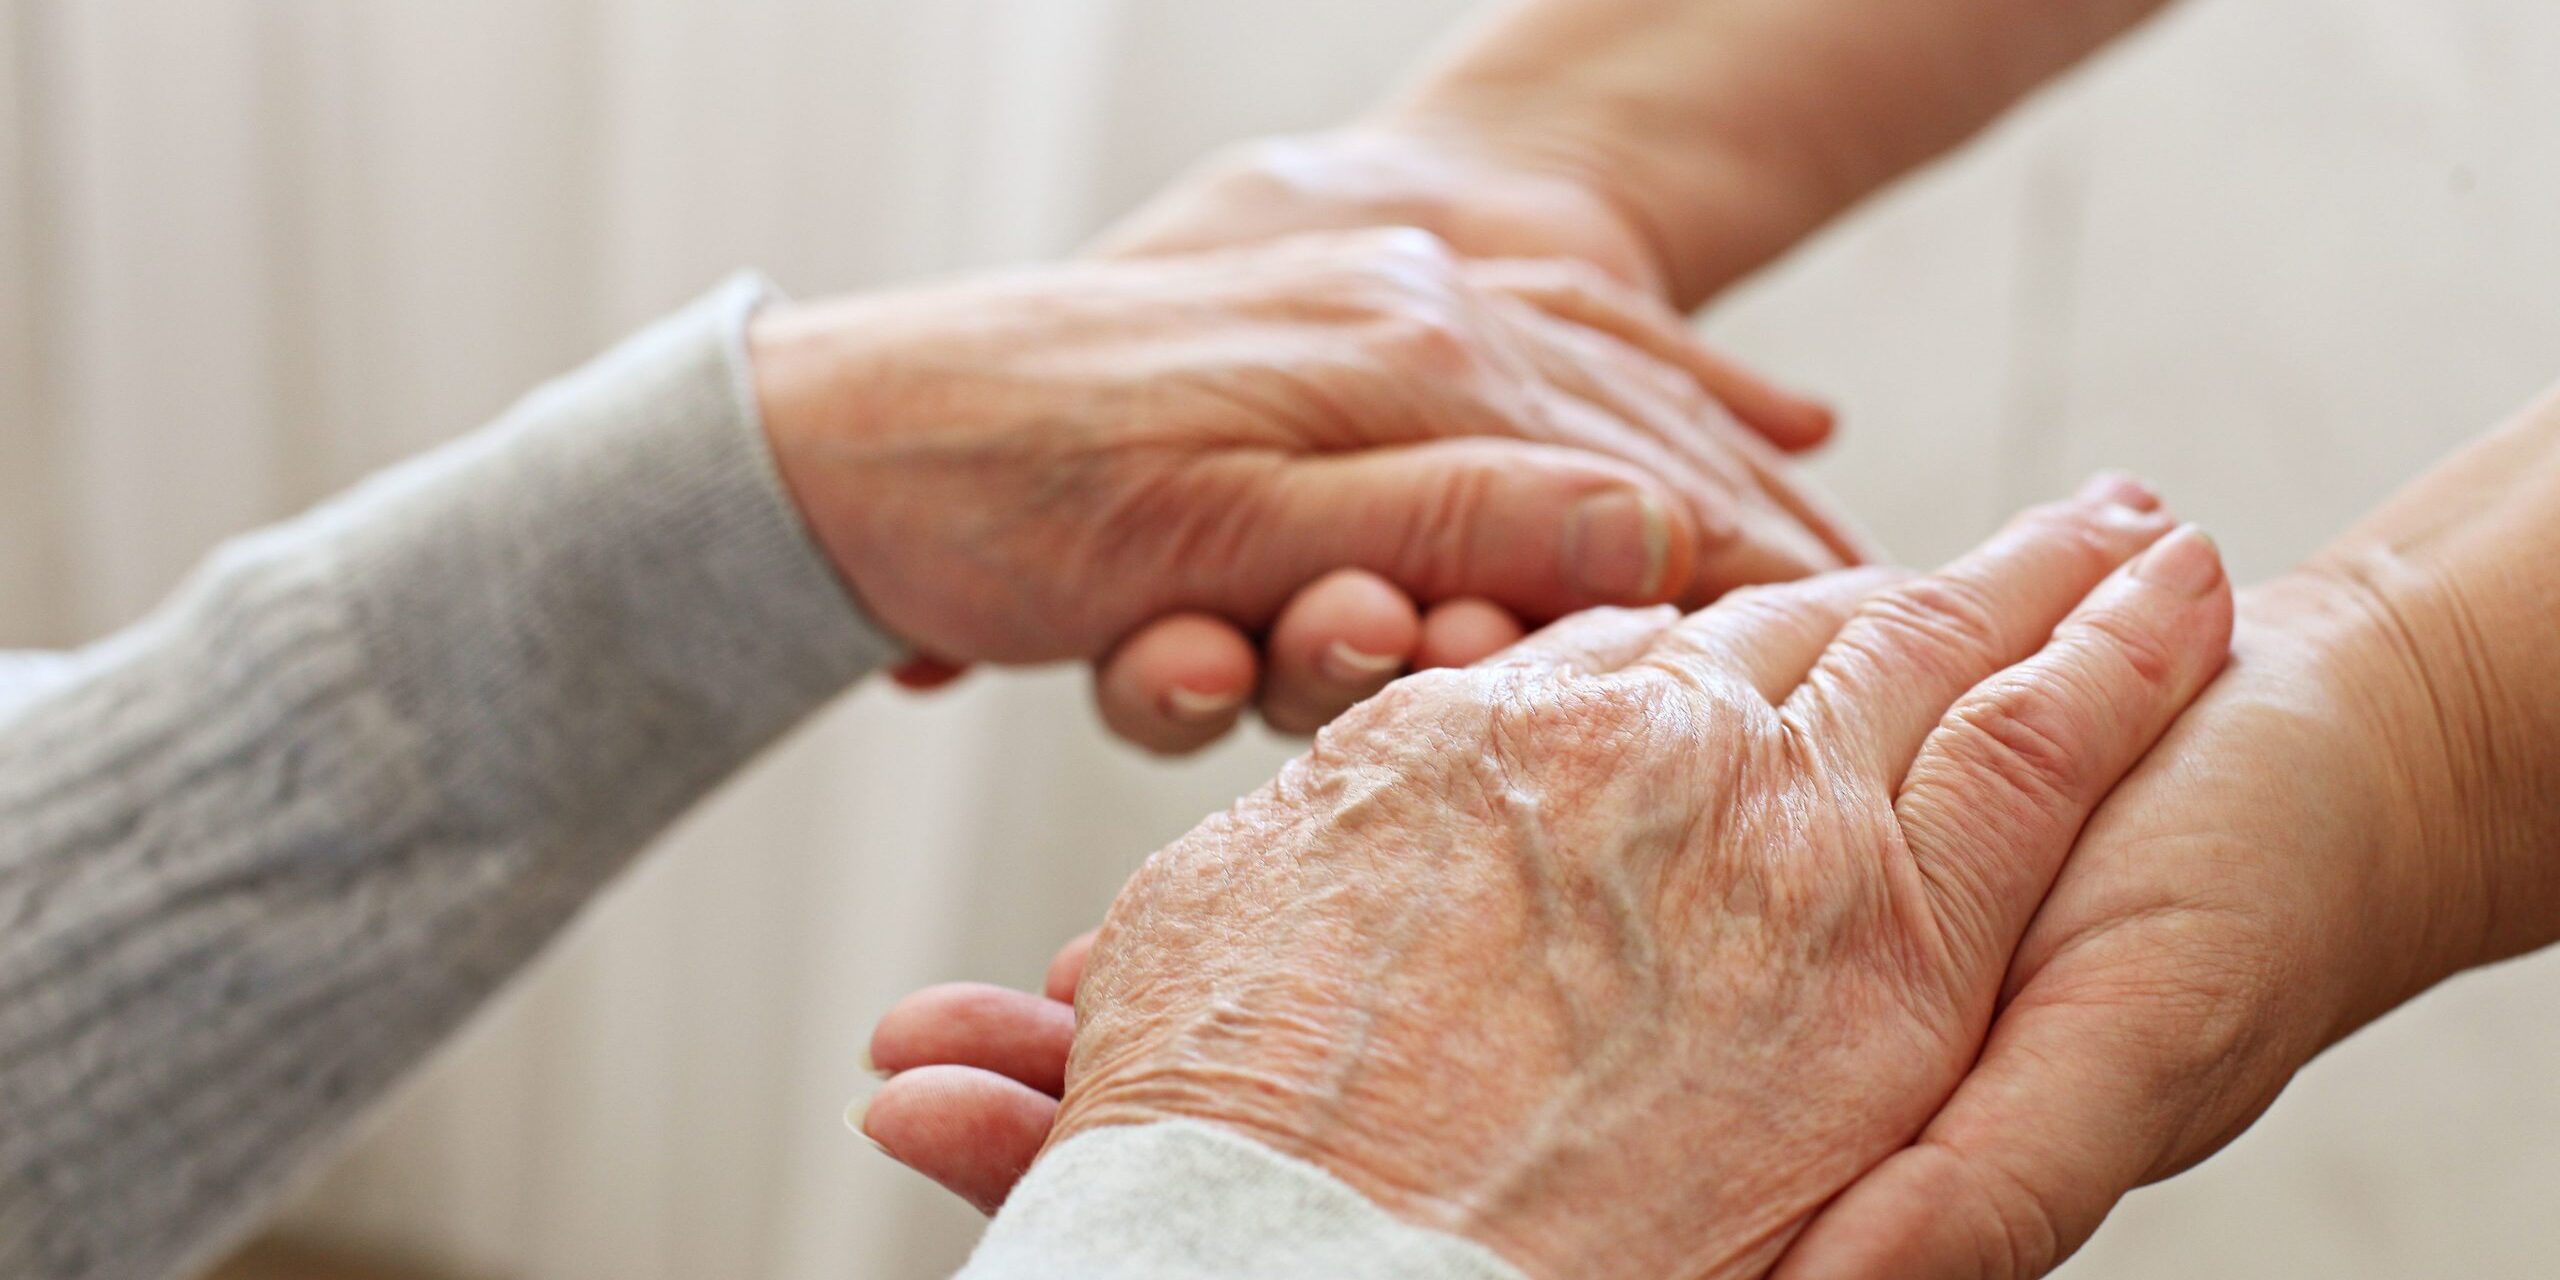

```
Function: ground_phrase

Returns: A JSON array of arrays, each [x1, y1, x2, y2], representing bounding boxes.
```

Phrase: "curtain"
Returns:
[[6, 2, 2560, 1277]]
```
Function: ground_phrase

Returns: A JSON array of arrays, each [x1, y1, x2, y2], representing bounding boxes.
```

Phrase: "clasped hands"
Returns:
[[757, 126, 2519, 1280]]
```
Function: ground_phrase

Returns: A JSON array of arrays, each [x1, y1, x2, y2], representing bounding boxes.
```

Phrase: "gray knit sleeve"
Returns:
[[958, 1121, 1530, 1280], [0, 275, 897, 1280]]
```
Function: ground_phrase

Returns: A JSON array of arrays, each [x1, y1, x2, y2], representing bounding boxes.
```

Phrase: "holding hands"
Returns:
[[864, 484, 2238, 1277], [752, 229, 1862, 752]]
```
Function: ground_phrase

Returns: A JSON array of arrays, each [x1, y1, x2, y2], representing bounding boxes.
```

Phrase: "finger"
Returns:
[[1725, 422, 1886, 565], [1092, 614, 1257, 755], [1530, 389, 1841, 598], [1789, 478, 2177, 779], [1257, 569, 1423, 735], [1045, 931, 1098, 1004], [1484, 605, 1682, 676], [1472, 257, 1836, 451], [1507, 323, 1851, 593], [1897, 524, 2235, 980], [1641, 568, 1908, 703], [858, 1065, 1058, 1216], [1415, 599, 1529, 669], [1233, 438, 1699, 618], [868, 982, 1077, 1097], [889, 656, 969, 691], [1772, 961, 2284, 1280]]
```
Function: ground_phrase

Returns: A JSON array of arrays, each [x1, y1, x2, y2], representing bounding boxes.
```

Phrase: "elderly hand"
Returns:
[[755, 229, 1864, 727], [1098, 128, 1680, 331], [859, 482, 2234, 1277], [1072, 120, 1857, 752]]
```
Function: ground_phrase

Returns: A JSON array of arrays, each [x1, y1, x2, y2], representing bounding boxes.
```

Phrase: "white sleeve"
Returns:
[[960, 1121, 1531, 1280]]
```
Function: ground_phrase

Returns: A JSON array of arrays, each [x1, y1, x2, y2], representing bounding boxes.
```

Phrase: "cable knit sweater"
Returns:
[[0, 277, 1525, 1280]]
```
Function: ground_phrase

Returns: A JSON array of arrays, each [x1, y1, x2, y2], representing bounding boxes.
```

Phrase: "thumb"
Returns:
[[1228, 439, 1697, 622], [1771, 977, 2295, 1280]]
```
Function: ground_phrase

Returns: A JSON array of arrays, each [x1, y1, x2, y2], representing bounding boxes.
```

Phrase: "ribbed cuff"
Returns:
[[311, 271, 898, 835], [962, 1121, 1528, 1280]]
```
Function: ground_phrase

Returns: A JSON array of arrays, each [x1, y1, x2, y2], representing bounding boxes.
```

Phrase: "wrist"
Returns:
[[2242, 566, 2516, 1024], [1366, 86, 1824, 308], [745, 296, 938, 654]]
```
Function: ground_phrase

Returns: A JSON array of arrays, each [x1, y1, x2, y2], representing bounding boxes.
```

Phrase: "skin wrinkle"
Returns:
[[760, 228, 1855, 670], [2288, 556, 2499, 988], [2402, 571, 2543, 964], [1027, 497, 2226, 1280]]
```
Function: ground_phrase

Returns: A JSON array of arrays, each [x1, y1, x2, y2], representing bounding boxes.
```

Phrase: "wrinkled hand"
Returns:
[[1071, 126, 1855, 751], [860, 482, 2234, 1279], [756, 229, 1864, 728], [1097, 127, 1677, 327]]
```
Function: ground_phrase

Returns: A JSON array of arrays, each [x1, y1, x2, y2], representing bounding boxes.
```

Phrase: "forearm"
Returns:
[[1383, 0, 2177, 303], [2297, 386, 2560, 977], [0, 277, 892, 1280]]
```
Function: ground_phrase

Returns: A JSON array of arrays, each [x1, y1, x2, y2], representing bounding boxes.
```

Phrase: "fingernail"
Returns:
[[2075, 470, 2161, 512], [2131, 523, 2222, 596], [859, 1045, 887, 1080], [1318, 641, 1403, 685], [1566, 489, 1669, 602], [845, 1093, 892, 1156], [1164, 685, 1245, 722]]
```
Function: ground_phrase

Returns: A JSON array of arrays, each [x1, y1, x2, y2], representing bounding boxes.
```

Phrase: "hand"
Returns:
[[1076, 127, 1857, 751], [1765, 387, 2560, 1279], [1737, 571, 2463, 1278], [1097, 127, 1676, 328], [755, 229, 1865, 713], [860, 482, 2234, 1279]]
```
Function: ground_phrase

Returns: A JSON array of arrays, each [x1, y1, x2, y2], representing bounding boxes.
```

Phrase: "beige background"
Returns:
[[5, 1, 2560, 1276]]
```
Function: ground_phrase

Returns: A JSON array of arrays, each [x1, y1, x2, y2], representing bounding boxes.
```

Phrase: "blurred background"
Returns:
[[4, 0, 2560, 1276]]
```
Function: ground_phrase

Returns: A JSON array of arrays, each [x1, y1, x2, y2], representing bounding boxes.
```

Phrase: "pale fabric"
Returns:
[[0, 276, 1495, 1280], [4, 2, 2560, 1278], [0, 278, 897, 1280], [963, 1123, 1526, 1280]]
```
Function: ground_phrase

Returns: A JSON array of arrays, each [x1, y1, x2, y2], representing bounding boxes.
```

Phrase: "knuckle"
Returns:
[[1375, 308, 1483, 375], [1360, 664, 1477, 721], [1312, 666, 1493, 762], [1521, 254, 1620, 303], [1364, 224, 1459, 271], [1861, 574, 2012, 674], [1938, 673, 2098, 807], [1711, 581, 1790, 617], [1558, 258, 1669, 329], [1713, 582, 1825, 637], [2064, 609, 2183, 691], [1484, 673, 1661, 749], [1346, 227, 1463, 303], [2016, 499, 2142, 570], [1958, 1153, 2067, 1280]]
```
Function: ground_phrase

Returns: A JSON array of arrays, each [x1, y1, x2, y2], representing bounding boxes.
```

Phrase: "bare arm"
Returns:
[[2301, 389, 2560, 969], [1381, 0, 2179, 304]]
